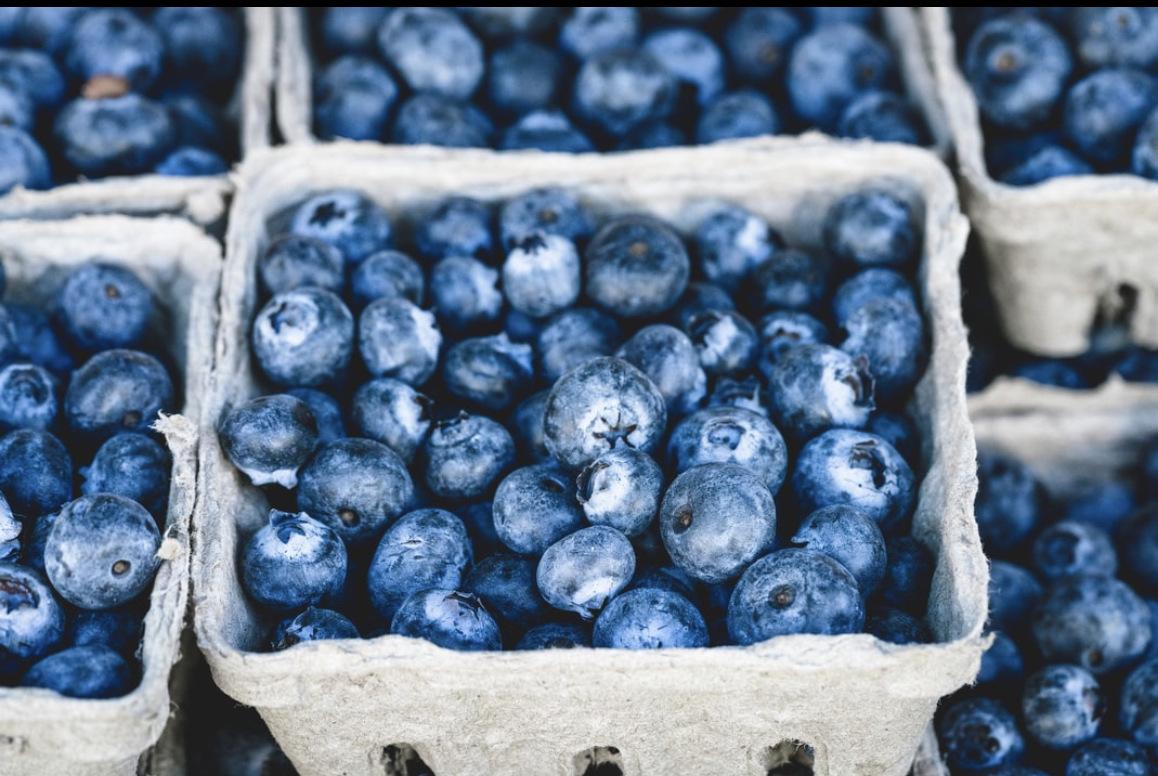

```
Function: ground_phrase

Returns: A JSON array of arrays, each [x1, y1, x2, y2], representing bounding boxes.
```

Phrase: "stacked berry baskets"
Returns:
[[192, 138, 986, 776], [0, 215, 220, 776]]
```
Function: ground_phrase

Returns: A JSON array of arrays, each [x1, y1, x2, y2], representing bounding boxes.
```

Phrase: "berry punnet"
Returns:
[[222, 183, 937, 654]]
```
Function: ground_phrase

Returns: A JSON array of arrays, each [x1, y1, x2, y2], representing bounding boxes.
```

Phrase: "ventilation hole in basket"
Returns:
[[759, 740, 815, 775], [573, 745, 624, 776], [380, 744, 434, 776], [1089, 282, 1139, 350]]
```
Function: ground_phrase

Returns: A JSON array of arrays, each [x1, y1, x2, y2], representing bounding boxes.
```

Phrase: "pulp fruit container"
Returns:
[[192, 137, 987, 776], [0, 8, 276, 228], [0, 214, 221, 776], [274, 7, 951, 158], [920, 7, 1158, 358]]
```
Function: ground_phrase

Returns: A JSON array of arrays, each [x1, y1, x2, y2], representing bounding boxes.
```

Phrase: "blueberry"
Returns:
[[288, 190, 392, 266], [463, 554, 551, 639], [576, 448, 664, 537], [558, 7, 640, 62], [16, 8, 87, 57], [694, 203, 783, 294], [415, 196, 494, 265], [313, 55, 397, 142], [0, 429, 72, 518], [642, 27, 725, 110], [63, 8, 163, 93], [422, 411, 515, 503], [428, 256, 503, 338], [593, 587, 709, 649], [1070, 7, 1158, 71], [666, 406, 789, 496], [252, 287, 354, 389], [0, 493, 17, 562], [491, 462, 584, 556], [1065, 737, 1153, 776], [367, 508, 472, 624], [0, 47, 66, 113], [975, 631, 1026, 694], [542, 356, 668, 473], [987, 559, 1044, 638], [498, 187, 594, 253], [659, 462, 777, 584], [535, 307, 623, 385], [0, 362, 58, 433], [390, 588, 502, 651], [509, 389, 552, 465], [21, 644, 134, 699], [240, 509, 347, 612], [515, 621, 592, 650], [724, 7, 803, 84], [53, 262, 157, 354], [161, 92, 233, 156], [1063, 481, 1135, 535], [349, 249, 425, 311], [350, 378, 432, 465], [584, 215, 689, 320], [764, 342, 875, 443], [791, 429, 916, 535], [964, 16, 1073, 130], [615, 323, 707, 417], [875, 535, 935, 614], [45, 493, 162, 610], [727, 547, 865, 645], [615, 120, 687, 151], [937, 696, 1026, 772], [258, 234, 345, 298], [786, 23, 895, 133], [865, 410, 920, 464], [1120, 659, 1158, 752], [1021, 663, 1104, 751], [823, 188, 920, 271], [358, 296, 441, 387], [1064, 68, 1158, 170], [153, 146, 228, 177], [840, 296, 927, 405], [80, 433, 171, 518], [390, 93, 493, 149], [285, 387, 345, 446], [790, 504, 887, 598], [1032, 574, 1152, 675], [831, 268, 918, 328], [153, 7, 242, 91], [537, 525, 635, 620], [0, 127, 51, 195], [271, 606, 359, 651], [296, 437, 416, 548], [864, 605, 932, 644], [486, 41, 561, 118], [501, 110, 595, 154], [377, 8, 484, 101], [0, 562, 65, 678], [757, 310, 830, 366], [67, 605, 144, 656], [319, 7, 391, 57], [975, 447, 1046, 556], [53, 94, 177, 179], [750, 247, 830, 315], [502, 233, 582, 319], [695, 89, 781, 145], [456, 7, 558, 40], [218, 393, 319, 489], [686, 309, 759, 379], [1031, 519, 1117, 583], [572, 48, 676, 140], [1002, 145, 1095, 186], [838, 90, 926, 145], [706, 375, 767, 415]]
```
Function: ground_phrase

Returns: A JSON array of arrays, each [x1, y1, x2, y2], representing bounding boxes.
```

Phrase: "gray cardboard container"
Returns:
[[274, 7, 952, 158], [193, 138, 988, 776], [0, 215, 222, 776], [0, 8, 276, 228], [920, 7, 1158, 358]]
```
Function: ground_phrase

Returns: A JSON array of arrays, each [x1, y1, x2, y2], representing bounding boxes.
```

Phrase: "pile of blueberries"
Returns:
[[0, 260, 178, 698], [0, 7, 244, 196], [935, 441, 1158, 774], [218, 183, 937, 654], [955, 8, 1158, 187], [310, 6, 930, 152]]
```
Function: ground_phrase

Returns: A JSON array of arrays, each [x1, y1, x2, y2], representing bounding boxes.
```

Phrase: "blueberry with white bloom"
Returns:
[[288, 189, 392, 266], [838, 90, 925, 146], [252, 287, 354, 388], [790, 504, 887, 598], [616, 323, 706, 417], [64, 348, 174, 446], [415, 196, 495, 265], [21, 644, 134, 699], [686, 308, 758, 378], [1032, 574, 1152, 675], [593, 587, 709, 649], [724, 7, 802, 84], [0, 562, 64, 679], [63, 8, 163, 93], [987, 559, 1043, 640], [706, 375, 767, 415], [492, 462, 584, 556], [643, 27, 725, 110], [53, 262, 157, 353], [377, 7, 484, 101], [349, 250, 425, 311], [866, 410, 920, 466], [80, 433, 171, 517], [285, 388, 346, 446], [937, 696, 1026, 773], [791, 428, 916, 535], [1021, 664, 1104, 751], [313, 55, 398, 142], [486, 41, 561, 119], [1031, 519, 1118, 583], [0, 362, 58, 432], [350, 378, 432, 465], [559, 7, 640, 62], [358, 296, 442, 387], [0, 127, 50, 195], [500, 109, 595, 154], [271, 606, 359, 651], [440, 333, 533, 413], [542, 356, 668, 473], [823, 188, 919, 271], [576, 448, 664, 537], [422, 411, 515, 502], [786, 23, 895, 133], [463, 554, 552, 639], [727, 548, 865, 645], [751, 247, 829, 315], [666, 406, 788, 496], [537, 525, 635, 620], [584, 214, 689, 319], [840, 295, 927, 405], [428, 255, 503, 338], [757, 310, 830, 366], [218, 393, 319, 489], [765, 342, 875, 443], [1119, 659, 1158, 753], [831, 268, 918, 328], [241, 509, 347, 613], [390, 93, 493, 149], [502, 233, 581, 319], [498, 187, 594, 253], [695, 89, 781, 145], [0, 429, 73, 518], [390, 588, 502, 651], [659, 462, 777, 585], [45, 493, 162, 610], [536, 307, 623, 385], [694, 204, 783, 293], [319, 7, 391, 56], [367, 508, 472, 623], [257, 234, 345, 298], [1067, 738, 1153, 776]]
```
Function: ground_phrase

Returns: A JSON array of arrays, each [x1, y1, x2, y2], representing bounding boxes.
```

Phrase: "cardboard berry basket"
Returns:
[[193, 137, 987, 776], [0, 215, 222, 776], [919, 7, 1158, 358], [0, 7, 276, 229], [274, 7, 952, 159]]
